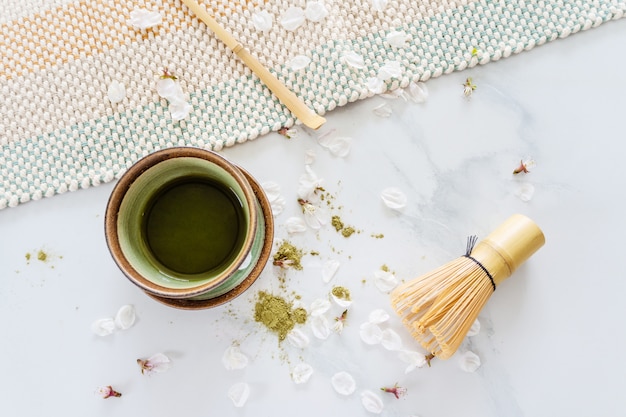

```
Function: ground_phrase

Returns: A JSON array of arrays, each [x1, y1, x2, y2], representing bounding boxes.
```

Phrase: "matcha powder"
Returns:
[[254, 291, 307, 341]]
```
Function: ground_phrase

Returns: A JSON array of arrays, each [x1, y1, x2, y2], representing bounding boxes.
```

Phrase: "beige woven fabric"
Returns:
[[1, 0, 625, 209]]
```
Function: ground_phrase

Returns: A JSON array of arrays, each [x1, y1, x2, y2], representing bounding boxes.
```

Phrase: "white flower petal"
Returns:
[[366, 77, 386, 94], [405, 81, 429, 103], [386, 30, 409, 47], [156, 78, 183, 100], [107, 81, 126, 104], [467, 318, 481, 337], [331, 292, 352, 308], [304, 149, 316, 164], [458, 350, 481, 372], [285, 216, 307, 234], [287, 328, 310, 349], [372, 103, 393, 117], [289, 55, 311, 71], [228, 382, 250, 407], [269, 195, 286, 216], [359, 322, 383, 345], [128, 8, 162, 30], [398, 350, 428, 373], [252, 10, 273, 32], [374, 269, 398, 292], [310, 315, 331, 339], [169, 99, 193, 121], [280, 6, 306, 31], [370, 0, 389, 12], [380, 328, 403, 351], [144, 352, 172, 373], [368, 309, 390, 324], [378, 60, 403, 81], [342, 51, 365, 69], [361, 390, 384, 414], [380, 187, 407, 210], [261, 181, 281, 201], [222, 346, 249, 370], [305, 1, 329, 22], [319, 136, 352, 158], [516, 183, 535, 202], [302, 203, 328, 230], [291, 363, 314, 384], [297, 165, 323, 200], [310, 298, 331, 316], [114, 305, 136, 330], [322, 259, 341, 283], [331, 371, 356, 395], [91, 318, 116, 336]]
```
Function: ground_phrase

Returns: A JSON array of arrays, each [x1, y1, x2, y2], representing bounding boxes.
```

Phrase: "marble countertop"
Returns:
[[2, 18, 625, 417]]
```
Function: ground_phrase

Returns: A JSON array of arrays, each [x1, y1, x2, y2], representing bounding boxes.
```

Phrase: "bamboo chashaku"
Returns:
[[390, 214, 545, 359]]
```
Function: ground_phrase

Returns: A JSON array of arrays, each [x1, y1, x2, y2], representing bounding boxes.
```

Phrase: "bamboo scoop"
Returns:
[[180, 0, 326, 129]]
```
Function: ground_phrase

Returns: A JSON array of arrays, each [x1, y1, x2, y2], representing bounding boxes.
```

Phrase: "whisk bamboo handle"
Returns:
[[470, 214, 545, 285], [180, 0, 326, 130]]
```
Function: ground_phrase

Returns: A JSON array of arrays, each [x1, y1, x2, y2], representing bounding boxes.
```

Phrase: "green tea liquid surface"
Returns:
[[143, 178, 245, 276]]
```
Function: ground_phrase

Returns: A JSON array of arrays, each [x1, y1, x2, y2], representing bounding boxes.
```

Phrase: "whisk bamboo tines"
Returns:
[[390, 214, 545, 359]]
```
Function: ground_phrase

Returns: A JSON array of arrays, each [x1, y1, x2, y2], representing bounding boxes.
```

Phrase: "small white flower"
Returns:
[[222, 346, 249, 370], [285, 216, 307, 234], [305, 1, 329, 22], [370, 0, 389, 12], [380, 328, 403, 351], [114, 305, 136, 330], [359, 322, 383, 345], [291, 363, 314, 384], [95, 385, 122, 399], [107, 80, 126, 104], [228, 382, 251, 407], [156, 77, 184, 100], [380, 187, 407, 210], [398, 350, 428, 373], [137, 352, 171, 375], [366, 77, 386, 94], [458, 350, 481, 372], [287, 328, 310, 349], [463, 77, 477, 97], [300, 201, 329, 229], [318, 135, 352, 157], [310, 315, 331, 339], [297, 165, 323, 200], [280, 6, 306, 31], [372, 103, 393, 118], [252, 10, 273, 32], [331, 371, 356, 395], [515, 183, 535, 202], [342, 51, 365, 69], [368, 309, 390, 324], [91, 318, 116, 336], [404, 81, 429, 103], [467, 318, 481, 337], [374, 269, 398, 292], [361, 390, 384, 414], [322, 259, 341, 283], [128, 8, 162, 30], [378, 60, 403, 81], [386, 30, 409, 47], [289, 55, 311, 71]]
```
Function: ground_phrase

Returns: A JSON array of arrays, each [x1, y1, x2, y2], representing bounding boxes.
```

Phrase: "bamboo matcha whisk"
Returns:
[[390, 214, 545, 359]]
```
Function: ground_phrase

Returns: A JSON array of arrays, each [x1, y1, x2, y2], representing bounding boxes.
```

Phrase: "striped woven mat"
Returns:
[[1, 0, 625, 210]]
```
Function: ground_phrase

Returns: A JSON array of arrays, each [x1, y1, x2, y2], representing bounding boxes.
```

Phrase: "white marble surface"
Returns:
[[2, 19, 626, 417]]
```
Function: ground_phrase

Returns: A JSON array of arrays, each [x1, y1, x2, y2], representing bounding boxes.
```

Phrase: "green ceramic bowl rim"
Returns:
[[104, 147, 259, 299]]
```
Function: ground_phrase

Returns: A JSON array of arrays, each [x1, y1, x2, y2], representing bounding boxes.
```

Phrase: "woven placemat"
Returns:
[[1, 0, 625, 209]]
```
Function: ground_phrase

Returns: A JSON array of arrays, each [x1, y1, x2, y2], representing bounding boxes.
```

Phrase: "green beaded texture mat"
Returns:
[[1, 0, 625, 209]]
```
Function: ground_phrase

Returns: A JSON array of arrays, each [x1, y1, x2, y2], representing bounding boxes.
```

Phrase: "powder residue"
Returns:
[[331, 286, 351, 301], [254, 291, 307, 341], [37, 250, 48, 262], [273, 240, 304, 270], [331, 215, 358, 238]]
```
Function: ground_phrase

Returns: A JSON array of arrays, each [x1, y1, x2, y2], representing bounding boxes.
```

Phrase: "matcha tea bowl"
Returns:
[[105, 147, 273, 308]]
